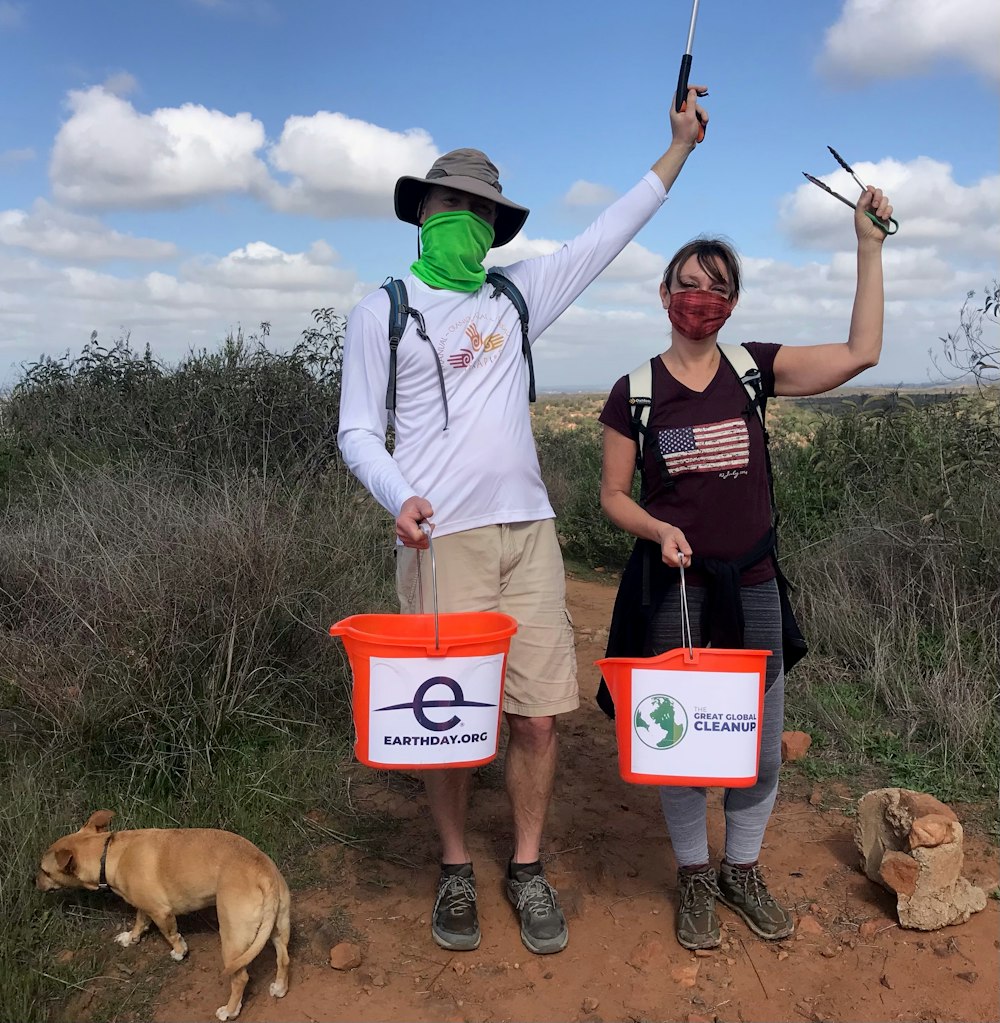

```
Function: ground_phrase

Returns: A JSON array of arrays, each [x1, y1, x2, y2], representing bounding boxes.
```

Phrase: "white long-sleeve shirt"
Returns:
[[337, 171, 667, 539]]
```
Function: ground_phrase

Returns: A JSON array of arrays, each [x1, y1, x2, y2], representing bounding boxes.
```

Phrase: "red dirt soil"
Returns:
[[90, 577, 1000, 1023]]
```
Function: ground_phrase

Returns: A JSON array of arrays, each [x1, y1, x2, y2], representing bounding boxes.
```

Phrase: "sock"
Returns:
[[508, 859, 542, 879]]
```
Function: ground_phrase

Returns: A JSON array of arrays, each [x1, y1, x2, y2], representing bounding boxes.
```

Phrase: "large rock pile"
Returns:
[[854, 787, 987, 930]]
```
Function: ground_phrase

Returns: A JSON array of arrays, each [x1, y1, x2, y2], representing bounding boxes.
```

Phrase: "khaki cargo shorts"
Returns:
[[396, 520, 579, 717]]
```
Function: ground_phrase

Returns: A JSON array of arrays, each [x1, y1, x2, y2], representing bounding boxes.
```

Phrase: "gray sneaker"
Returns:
[[717, 861, 794, 940], [675, 867, 722, 950], [505, 864, 568, 955], [431, 863, 481, 951]]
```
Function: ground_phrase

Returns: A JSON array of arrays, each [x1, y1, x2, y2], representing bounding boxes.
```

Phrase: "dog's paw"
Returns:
[[114, 931, 137, 948], [170, 936, 189, 961], [269, 981, 288, 998], [215, 1004, 241, 1021]]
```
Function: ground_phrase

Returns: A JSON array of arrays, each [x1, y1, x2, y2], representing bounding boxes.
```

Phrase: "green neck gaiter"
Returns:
[[411, 210, 495, 292]]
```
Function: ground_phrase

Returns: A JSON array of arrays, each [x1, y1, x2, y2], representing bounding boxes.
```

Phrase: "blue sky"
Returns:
[[1, 0, 997, 389]]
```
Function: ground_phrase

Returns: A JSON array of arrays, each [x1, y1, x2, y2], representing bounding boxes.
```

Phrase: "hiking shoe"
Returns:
[[717, 861, 794, 940], [675, 867, 722, 950], [505, 863, 568, 955], [431, 863, 480, 951]]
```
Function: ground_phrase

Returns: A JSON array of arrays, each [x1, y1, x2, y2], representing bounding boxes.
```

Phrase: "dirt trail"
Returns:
[[127, 575, 998, 1023]]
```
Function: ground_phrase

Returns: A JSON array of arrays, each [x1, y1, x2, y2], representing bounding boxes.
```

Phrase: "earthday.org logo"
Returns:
[[634, 694, 688, 750], [374, 676, 496, 747]]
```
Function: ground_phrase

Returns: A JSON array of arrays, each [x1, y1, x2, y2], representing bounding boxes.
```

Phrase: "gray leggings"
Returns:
[[646, 578, 784, 867]]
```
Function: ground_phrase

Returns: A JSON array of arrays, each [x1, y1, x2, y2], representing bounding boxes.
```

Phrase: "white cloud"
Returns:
[[0, 200, 177, 262], [50, 86, 272, 209], [818, 0, 1000, 83], [0, 239, 371, 380], [780, 156, 999, 262], [267, 111, 439, 218], [563, 180, 619, 207]]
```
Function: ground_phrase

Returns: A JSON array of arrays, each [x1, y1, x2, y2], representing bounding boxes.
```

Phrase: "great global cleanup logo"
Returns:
[[374, 676, 496, 746], [634, 694, 688, 749]]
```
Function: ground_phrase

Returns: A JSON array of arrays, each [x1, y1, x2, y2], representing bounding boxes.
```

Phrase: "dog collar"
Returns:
[[97, 833, 114, 891]]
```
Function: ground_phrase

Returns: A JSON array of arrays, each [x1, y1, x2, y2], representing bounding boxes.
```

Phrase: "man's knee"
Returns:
[[506, 713, 556, 750]]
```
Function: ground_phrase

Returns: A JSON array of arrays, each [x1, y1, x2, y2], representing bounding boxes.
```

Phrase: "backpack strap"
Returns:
[[381, 278, 409, 425], [382, 278, 450, 431], [486, 269, 535, 402], [626, 357, 673, 501], [718, 342, 765, 430]]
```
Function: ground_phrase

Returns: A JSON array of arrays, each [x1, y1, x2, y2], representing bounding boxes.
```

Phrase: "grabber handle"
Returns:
[[674, 54, 706, 143]]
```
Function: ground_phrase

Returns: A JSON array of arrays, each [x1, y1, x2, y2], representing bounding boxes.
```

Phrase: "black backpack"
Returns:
[[381, 270, 535, 430]]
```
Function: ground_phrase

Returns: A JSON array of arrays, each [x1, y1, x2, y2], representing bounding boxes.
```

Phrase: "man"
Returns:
[[337, 86, 709, 955]]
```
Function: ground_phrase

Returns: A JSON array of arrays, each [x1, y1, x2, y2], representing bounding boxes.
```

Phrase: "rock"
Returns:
[[808, 786, 823, 806], [694, 948, 714, 958], [329, 942, 363, 970], [369, 969, 388, 987], [880, 851, 920, 897], [858, 918, 892, 940], [627, 938, 665, 970], [582, 997, 600, 1012], [880, 974, 895, 990], [855, 787, 987, 931], [796, 913, 825, 936], [781, 730, 812, 762], [670, 963, 699, 988], [957, 971, 979, 983], [909, 814, 959, 850]]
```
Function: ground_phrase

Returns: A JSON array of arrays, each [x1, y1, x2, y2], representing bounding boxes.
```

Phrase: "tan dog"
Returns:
[[36, 810, 290, 1021]]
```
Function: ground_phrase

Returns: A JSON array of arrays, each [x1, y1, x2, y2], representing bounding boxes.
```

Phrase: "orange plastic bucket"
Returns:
[[329, 610, 518, 770], [595, 645, 771, 787]]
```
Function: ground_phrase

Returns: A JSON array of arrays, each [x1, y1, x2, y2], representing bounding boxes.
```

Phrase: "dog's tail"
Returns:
[[224, 874, 279, 976]]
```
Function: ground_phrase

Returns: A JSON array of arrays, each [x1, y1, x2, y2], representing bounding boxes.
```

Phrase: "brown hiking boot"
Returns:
[[675, 867, 721, 950], [717, 861, 794, 940]]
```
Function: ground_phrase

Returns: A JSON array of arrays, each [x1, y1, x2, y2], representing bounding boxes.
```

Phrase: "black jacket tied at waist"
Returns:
[[597, 527, 806, 720]]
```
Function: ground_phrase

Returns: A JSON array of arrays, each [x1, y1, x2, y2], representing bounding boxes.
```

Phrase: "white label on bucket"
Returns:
[[630, 668, 761, 780], [367, 654, 504, 766]]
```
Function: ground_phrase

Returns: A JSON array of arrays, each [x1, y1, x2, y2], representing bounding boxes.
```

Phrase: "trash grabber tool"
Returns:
[[674, 0, 706, 143]]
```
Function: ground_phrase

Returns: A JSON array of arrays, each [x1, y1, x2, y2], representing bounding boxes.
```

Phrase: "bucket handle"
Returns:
[[417, 522, 440, 651], [678, 554, 694, 661]]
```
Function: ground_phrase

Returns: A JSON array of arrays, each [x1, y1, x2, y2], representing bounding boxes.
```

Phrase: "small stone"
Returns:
[[858, 918, 890, 940], [808, 786, 823, 806], [329, 941, 362, 971], [582, 997, 600, 1012], [781, 731, 812, 762], [777, 950, 789, 961], [725, 957, 736, 966], [543, 971, 554, 980], [628, 938, 665, 970], [796, 914, 825, 936], [694, 948, 713, 958], [452, 962, 466, 974], [880, 974, 895, 990], [670, 963, 699, 987], [957, 971, 979, 984], [56, 950, 75, 964], [370, 970, 388, 987]]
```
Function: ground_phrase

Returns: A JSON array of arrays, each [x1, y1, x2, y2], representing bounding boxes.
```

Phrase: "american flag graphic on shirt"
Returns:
[[656, 417, 750, 475]]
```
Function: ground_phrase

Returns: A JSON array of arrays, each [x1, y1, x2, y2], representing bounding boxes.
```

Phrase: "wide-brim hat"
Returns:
[[394, 148, 529, 248]]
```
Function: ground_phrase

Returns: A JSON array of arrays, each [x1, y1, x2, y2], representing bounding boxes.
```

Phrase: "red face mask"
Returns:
[[667, 289, 734, 341]]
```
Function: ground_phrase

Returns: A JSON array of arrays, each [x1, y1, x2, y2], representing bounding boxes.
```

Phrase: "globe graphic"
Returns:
[[634, 694, 687, 749]]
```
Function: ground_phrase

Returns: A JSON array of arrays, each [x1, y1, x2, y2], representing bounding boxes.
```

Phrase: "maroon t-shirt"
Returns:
[[599, 343, 780, 586]]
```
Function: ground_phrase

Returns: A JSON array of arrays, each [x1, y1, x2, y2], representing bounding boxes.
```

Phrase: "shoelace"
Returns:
[[730, 865, 772, 907], [436, 874, 477, 916], [512, 875, 558, 917], [680, 871, 720, 913]]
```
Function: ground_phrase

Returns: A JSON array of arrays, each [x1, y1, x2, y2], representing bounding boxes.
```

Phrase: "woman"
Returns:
[[597, 186, 893, 950]]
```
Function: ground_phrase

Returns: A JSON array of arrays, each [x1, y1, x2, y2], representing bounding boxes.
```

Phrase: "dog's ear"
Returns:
[[80, 810, 114, 834], [54, 848, 76, 874]]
